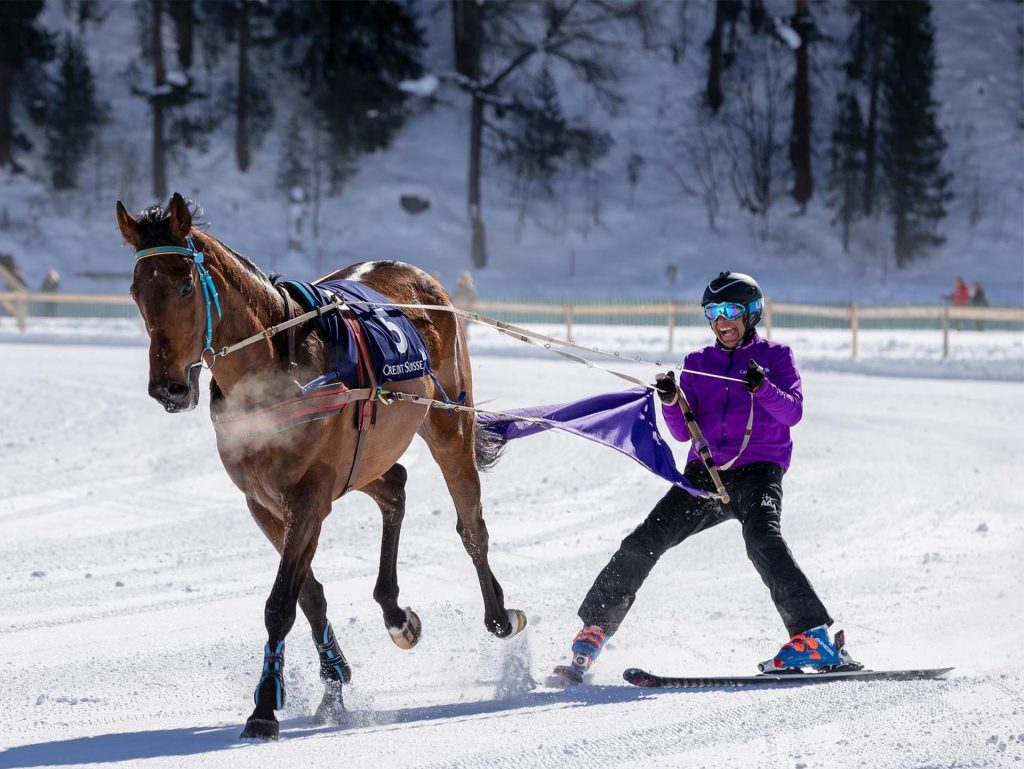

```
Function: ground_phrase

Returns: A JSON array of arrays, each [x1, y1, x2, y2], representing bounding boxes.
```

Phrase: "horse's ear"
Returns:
[[116, 201, 142, 247], [168, 192, 192, 241]]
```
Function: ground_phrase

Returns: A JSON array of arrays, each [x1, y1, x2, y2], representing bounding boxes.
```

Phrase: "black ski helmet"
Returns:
[[701, 271, 764, 330]]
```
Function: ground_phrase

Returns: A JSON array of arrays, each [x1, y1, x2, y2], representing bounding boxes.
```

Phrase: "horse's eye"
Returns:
[[179, 278, 195, 297]]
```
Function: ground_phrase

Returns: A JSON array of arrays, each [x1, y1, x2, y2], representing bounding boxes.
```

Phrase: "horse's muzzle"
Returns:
[[149, 368, 200, 412]]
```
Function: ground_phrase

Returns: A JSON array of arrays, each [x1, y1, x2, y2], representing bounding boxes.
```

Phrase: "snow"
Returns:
[[399, 75, 441, 98], [0, 320, 1022, 768], [0, 1, 1022, 765]]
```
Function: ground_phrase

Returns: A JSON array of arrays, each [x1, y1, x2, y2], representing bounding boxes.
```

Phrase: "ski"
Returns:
[[623, 666, 954, 688]]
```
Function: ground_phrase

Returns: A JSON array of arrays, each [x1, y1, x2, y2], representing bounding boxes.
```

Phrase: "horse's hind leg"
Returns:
[[361, 463, 422, 649], [419, 409, 527, 638], [247, 499, 350, 726]]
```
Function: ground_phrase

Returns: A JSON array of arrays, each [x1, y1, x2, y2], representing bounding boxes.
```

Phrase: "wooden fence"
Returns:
[[2, 292, 1022, 359]]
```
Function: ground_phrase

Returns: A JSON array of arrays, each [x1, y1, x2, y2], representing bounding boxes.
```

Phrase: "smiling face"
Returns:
[[117, 194, 204, 413], [711, 314, 746, 349]]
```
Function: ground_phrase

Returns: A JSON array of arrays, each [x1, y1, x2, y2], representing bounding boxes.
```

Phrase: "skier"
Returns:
[[558, 271, 858, 682]]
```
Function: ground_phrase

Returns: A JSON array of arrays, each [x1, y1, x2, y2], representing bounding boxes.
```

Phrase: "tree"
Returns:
[[448, 0, 645, 268], [274, 0, 425, 191], [879, 0, 951, 266], [704, 0, 742, 112], [130, 0, 212, 197], [276, 114, 309, 197], [788, 0, 814, 210], [497, 66, 613, 228], [506, 67, 569, 195], [827, 90, 866, 252], [44, 34, 103, 190], [0, 1, 54, 172], [198, 0, 276, 173]]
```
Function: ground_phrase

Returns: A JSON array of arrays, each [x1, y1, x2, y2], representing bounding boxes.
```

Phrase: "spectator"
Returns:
[[941, 277, 970, 330], [41, 268, 61, 317], [970, 281, 988, 331], [451, 271, 478, 337]]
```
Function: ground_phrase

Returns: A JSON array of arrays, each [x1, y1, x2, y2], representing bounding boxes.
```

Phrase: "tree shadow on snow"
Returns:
[[0, 685, 661, 767]]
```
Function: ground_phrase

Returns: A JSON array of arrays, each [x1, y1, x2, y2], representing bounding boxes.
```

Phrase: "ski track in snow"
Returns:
[[0, 341, 1022, 769]]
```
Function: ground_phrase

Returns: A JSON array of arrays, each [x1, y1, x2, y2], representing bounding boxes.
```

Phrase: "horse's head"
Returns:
[[118, 192, 212, 413]]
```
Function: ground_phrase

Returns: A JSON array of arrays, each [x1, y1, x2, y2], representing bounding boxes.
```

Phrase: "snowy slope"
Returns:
[[0, 0, 1020, 306], [0, 328, 1021, 768]]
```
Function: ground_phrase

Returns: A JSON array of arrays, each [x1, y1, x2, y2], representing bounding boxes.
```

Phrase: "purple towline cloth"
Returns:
[[476, 387, 707, 498]]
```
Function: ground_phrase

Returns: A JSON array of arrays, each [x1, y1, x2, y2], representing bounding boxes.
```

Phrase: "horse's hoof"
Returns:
[[506, 609, 528, 638], [487, 609, 528, 638], [313, 682, 346, 725], [387, 607, 422, 650], [239, 717, 279, 741]]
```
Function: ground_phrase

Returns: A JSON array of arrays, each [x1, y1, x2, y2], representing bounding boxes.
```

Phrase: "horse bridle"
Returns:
[[135, 235, 223, 369]]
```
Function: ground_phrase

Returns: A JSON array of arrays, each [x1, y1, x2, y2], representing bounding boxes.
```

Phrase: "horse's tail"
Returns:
[[474, 419, 508, 471]]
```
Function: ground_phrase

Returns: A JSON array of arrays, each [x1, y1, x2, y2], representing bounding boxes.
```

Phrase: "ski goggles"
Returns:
[[704, 302, 746, 321], [703, 299, 763, 321]]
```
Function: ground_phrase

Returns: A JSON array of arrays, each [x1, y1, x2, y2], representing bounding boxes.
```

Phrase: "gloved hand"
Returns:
[[654, 371, 679, 406], [743, 360, 766, 393]]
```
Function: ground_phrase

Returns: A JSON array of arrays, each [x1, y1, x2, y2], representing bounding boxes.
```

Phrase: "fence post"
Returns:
[[565, 302, 574, 340], [850, 303, 859, 359], [763, 298, 772, 340], [667, 298, 676, 353], [941, 307, 949, 358]]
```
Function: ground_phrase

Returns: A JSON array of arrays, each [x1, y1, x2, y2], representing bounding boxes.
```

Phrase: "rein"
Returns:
[[133, 249, 746, 500]]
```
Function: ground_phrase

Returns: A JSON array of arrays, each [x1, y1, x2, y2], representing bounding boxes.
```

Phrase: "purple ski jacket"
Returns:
[[663, 332, 803, 473]]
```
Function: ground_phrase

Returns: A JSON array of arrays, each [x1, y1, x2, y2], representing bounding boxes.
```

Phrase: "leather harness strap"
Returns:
[[341, 310, 378, 495]]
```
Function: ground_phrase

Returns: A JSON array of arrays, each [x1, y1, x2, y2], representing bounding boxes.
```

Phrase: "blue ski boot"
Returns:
[[758, 625, 862, 673], [550, 625, 607, 685]]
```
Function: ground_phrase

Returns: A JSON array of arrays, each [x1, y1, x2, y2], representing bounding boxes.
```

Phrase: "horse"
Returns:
[[117, 193, 526, 740]]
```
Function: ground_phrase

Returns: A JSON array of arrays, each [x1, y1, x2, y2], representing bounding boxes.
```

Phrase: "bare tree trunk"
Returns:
[[705, 0, 727, 112], [152, 0, 167, 199], [790, 0, 812, 210], [468, 94, 487, 268], [235, 0, 251, 172], [453, 0, 487, 267], [452, 0, 482, 76], [0, 62, 19, 172], [864, 5, 881, 216], [168, 0, 193, 71]]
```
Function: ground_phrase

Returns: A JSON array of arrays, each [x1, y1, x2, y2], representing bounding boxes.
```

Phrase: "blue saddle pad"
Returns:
[[275, 277, 432, 389]]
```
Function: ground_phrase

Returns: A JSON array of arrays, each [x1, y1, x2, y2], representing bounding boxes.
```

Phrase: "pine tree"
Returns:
[[521, 67, 569, 190], [879, 0, 951, 266], [276, 115, 309, 197], [0, 1, 54, 171], [45, 34, 103, 190], [274, 0, 425, 190], [828, 90, 866, 252]]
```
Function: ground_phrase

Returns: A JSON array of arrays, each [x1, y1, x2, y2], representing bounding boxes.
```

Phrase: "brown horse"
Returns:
[[117, 193, 526, 740]]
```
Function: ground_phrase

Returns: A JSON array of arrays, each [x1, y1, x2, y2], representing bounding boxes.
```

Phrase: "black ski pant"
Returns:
[[578, 461, 832, 639]]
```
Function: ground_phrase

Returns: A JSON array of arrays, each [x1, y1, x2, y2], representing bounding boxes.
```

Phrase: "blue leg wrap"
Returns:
[[254, 640, 286, 709], [314, 621, 352, 684]]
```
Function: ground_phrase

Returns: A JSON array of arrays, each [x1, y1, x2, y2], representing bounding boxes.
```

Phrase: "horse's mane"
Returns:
[[138, 198, 207, 240]]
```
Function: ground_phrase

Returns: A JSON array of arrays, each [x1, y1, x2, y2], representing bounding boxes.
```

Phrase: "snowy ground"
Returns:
[[1, 326, 1022, 769]]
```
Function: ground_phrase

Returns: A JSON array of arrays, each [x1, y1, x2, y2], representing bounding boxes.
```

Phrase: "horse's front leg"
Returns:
[[241, 482, 330, 741], [247, 498, 350, 727], [361, 464, 421, 649]]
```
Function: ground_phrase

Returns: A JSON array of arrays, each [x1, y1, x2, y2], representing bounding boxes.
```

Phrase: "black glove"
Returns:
[[743, 360, 766, 393], [654, 371, 679, 405]]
